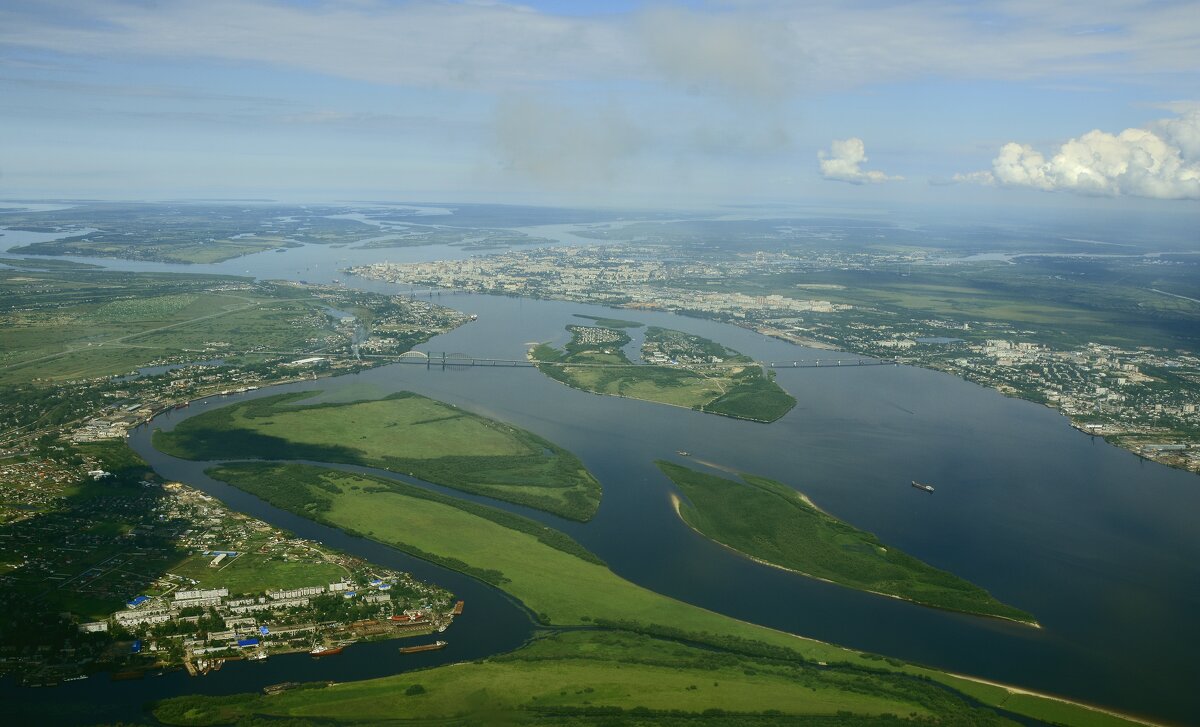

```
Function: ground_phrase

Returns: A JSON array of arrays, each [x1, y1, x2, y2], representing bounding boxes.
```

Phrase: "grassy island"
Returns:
[[657, 462, 1037, 626], [532, 325, 796, 422], [153, 391, 601, 521], [162, 460, 1128, 727]]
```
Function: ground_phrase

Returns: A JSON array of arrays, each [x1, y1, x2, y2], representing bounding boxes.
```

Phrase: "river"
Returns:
[[3, 223, 1199, 725]]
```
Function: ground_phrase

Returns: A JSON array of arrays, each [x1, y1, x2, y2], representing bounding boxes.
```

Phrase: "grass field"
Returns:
[[154, 391, 602, 520], [0, 269, 338, 384], [169, 547, 348, 596], [533, 326, 796, 423], [152, 630, 1003, 726], [193, 461, 1134, 727], [657, 462, 1036, 625]]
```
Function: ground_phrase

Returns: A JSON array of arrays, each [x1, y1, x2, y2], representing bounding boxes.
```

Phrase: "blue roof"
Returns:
[[126, 595, 149, 607], [370, 578, 383, 585], [237, 638, 259, 647], [378, 583, 392, 590], [259, 626, 270, 635], [342, 591, 356, 598], [131, 640, 142, 653]]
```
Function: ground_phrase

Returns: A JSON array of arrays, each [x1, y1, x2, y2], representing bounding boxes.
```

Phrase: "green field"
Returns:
[[169, 546, 349, 596], [190, 461, 1131, 727], [657, 462, 1036, 625], [154, 391, 602, 520], [0, 268, 339, 384], [4, 203, 384, 264], [152, 629, 1005, 726], [532, 326, 796, 422]]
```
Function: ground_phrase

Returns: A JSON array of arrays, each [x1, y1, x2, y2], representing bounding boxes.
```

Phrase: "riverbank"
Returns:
[[659, 463, 1038, 626]]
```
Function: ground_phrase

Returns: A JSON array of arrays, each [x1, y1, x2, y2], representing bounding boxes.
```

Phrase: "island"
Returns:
[[657, 461, 1037, 626], [531, 324, 797, 423], [150, 459, 1117, 727], [153, 391, 602, 521]]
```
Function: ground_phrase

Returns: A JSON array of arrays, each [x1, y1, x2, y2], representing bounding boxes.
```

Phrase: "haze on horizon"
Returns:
[[1, 0, 1198, 216]]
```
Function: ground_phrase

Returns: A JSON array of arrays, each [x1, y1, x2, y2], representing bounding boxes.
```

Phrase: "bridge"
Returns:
[[254, 350, 899, 370], [377, 351, 898, 370]]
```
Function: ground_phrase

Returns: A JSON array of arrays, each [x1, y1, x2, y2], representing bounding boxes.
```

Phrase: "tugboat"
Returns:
[[911, 481, 935, 493]]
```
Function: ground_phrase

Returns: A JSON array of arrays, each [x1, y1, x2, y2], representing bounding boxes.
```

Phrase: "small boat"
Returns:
[[398, 640, 447, 654], [677, 450, 690, 456], [911, 481, 935, 493], [310, 644, 344, 657]]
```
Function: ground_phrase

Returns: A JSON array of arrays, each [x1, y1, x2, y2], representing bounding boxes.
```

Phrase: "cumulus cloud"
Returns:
[[959, 110, 1200, 199], [817, 138, 901, 185]]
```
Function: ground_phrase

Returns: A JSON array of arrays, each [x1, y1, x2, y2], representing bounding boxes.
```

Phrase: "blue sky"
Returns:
[[1, 0, 1198, 211]]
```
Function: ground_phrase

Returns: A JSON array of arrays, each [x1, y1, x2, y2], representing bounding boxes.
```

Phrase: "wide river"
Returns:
[[3, 224, 1199, 725]]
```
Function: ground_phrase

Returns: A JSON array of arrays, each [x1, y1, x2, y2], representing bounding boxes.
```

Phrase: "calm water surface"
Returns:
[[3, 231, 1198, 724]]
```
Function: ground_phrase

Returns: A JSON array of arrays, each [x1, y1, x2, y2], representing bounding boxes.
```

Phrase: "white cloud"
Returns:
[[960, 110, 1200, 200], [2, 1, 1198, 92], [818, 138, 901, 185], [951, 170, 997, 186]]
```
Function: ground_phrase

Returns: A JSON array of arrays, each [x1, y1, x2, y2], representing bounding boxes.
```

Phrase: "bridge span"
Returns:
[[254, 350, 898, 370], [367, 351, 897, 370]]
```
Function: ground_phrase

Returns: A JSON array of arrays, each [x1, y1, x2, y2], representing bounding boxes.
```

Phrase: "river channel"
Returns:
[[3, 223, 1199, 724]]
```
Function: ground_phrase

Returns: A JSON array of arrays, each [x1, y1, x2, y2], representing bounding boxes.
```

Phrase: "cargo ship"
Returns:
[[452, 600, 464, 615], [309, 644, 344, 657], [399, 640, 447, 654], [911, 481, 935, 493]]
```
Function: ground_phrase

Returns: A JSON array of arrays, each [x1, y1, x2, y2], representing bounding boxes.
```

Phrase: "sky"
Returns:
[[1, 0, 1199, 213]]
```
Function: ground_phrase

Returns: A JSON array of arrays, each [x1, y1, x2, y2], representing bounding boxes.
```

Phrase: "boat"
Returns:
[[452, 600, 464, 615], [247, 650, 269, 662], [911, 481, 935, 493], [398, 640, 447, 654], [677, 450, 690, 456], [310, 644, 344, 657]]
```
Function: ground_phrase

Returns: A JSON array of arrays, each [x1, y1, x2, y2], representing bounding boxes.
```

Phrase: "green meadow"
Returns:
[[154, 392, 602, 520], [533, 326, 796, 422], [188, 461, 1132, 727], [657, 462, 1036, 625]]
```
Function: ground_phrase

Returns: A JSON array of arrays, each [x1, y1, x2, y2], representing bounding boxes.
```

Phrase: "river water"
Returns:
[[3, 224, 1199, 724]]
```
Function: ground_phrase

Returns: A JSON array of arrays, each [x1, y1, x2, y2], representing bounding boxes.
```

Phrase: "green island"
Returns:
[[153, 391, 602, 521], [531, 324, 796, 423], [657, 462, 1036, 626], [156, 460, 1138, 727]]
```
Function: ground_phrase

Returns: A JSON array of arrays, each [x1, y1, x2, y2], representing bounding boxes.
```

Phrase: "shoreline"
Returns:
[[666, 492, 1041, 630], [526, 348, 780, 424]]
